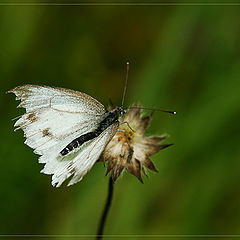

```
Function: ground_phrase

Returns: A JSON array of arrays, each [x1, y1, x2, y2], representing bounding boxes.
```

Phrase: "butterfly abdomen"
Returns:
[[60, 132, 96, 156]]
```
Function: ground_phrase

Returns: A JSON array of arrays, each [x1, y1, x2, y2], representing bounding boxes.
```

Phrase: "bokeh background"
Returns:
[[1, 2, 240, 239]]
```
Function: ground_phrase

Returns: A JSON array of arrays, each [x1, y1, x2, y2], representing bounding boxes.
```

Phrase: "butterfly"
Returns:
[[8, 84, 126, 187]]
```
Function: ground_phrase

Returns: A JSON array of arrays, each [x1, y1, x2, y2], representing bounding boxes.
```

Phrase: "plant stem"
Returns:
[[96, 177, 114, 240]]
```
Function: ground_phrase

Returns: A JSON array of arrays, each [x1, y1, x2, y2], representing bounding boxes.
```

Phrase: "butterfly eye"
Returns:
[[118, 107, 125, 115]]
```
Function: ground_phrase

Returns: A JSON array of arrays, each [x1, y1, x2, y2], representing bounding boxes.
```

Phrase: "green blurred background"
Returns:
[[1, 3, 240, 239]]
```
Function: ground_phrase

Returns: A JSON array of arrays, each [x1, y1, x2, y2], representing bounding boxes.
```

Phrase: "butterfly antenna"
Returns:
[[130, 106, 177, 115], [121, 62, 129, 107]]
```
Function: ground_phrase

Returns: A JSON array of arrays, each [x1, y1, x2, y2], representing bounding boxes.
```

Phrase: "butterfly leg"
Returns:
[[117, 129, 126, 133], [119, 121, 135, 132]]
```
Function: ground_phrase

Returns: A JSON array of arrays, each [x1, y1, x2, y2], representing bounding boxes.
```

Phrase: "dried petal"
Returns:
[[143, 157, 158, 173], [145, 136, 167, 144], [140, 115, 152, 132], [111, 164, 124, 182], [126, 159, 143, 183], [145, 143, 173, 157]]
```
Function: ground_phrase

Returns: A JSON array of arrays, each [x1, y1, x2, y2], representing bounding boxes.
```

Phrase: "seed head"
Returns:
[[101, 103, 172, 182]]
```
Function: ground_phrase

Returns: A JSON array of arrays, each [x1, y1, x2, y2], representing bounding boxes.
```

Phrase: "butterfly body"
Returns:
[[95, 107, 124, 136], [60, 107, 125, 156], [8, 85, 123, 187]]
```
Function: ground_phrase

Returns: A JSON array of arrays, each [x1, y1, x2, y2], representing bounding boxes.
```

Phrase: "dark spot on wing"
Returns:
[[27, 113, 37, 122], [42, 128, 52, 137], [67, 162, 76, 174]]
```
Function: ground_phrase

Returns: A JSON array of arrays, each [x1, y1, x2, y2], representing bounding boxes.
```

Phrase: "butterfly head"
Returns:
[[116, 106, 126, 118]]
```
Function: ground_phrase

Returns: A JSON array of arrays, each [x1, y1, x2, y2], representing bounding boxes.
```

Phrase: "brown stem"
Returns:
[[96, 177, 114, 240]]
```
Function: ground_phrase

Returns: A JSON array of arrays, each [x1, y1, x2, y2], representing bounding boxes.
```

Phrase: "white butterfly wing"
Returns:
[[50, 123, 118, 187], [12, 84, 106, 114], [9, 85, 116, 186]]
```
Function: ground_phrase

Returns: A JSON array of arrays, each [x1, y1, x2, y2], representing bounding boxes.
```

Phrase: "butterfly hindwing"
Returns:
[[50, 123, 118, 187]]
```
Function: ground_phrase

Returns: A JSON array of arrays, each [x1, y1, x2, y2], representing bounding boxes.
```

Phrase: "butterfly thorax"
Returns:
[[94, 107, 124, 135], [60, 107, 125, 156]]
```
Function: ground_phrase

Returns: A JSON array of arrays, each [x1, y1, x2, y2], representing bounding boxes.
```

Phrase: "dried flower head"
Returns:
[[101, 103, 172, 182]]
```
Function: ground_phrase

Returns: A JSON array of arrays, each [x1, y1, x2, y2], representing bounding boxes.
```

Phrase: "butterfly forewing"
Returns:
[[12, 84, 106, 113], [9, 85, 117, 187]]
